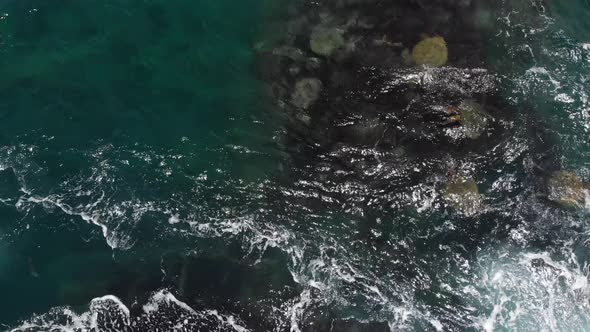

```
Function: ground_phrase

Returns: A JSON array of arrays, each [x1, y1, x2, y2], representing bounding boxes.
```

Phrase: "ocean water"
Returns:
[[0, 0, 589, 331]]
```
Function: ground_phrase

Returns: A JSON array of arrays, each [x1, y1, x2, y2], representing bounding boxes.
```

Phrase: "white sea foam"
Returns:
[[10, 291, 249, 332], [472, 245, 590, 331]]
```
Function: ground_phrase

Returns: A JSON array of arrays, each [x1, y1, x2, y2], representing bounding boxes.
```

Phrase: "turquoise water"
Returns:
[[0, 0, 590, 331]]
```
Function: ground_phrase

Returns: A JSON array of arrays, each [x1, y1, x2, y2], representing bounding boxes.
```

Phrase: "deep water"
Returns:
[[0, 0, 589, 331]]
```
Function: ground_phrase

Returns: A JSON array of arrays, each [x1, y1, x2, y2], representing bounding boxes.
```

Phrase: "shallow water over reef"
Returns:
[[1, 0, 590, 331]]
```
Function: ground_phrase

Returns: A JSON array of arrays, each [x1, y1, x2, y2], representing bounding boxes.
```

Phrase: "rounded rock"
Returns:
[[292, 78, 323, 110], [443, 176, 482, 216], [546, 171, 587, 209], [457, 100, 491, 139], [310, 27, 345, 58], [411, 36, 448, 67]]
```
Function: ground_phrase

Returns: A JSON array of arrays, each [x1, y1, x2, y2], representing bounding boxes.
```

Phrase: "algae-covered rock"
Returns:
[[310, 27, 345, 58], [411, 36, 448, 67], [292, 78, 323, 109], [546, 171, 587, 209], [443, 176, 481, 215], [457, 100, 490, 139]]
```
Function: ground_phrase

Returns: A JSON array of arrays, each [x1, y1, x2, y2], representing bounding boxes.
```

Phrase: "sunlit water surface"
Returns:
[[0, 0, 589, 331]]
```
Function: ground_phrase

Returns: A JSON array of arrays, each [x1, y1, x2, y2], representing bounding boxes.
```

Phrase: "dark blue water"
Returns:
[[1, 0, 590, 331]]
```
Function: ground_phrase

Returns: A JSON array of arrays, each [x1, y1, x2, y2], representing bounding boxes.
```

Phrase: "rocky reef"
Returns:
[[255, 0, 519, 215], [250, 3, 590, 326], [250, 1, 588, 330], [255, 0, 588, 229]]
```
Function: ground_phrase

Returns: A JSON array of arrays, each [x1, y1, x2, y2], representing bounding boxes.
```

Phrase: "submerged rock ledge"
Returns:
[[255, 0, 587, 219]]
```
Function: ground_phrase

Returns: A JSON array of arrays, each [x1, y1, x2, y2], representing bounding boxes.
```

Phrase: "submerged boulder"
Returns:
[[457, 100, 491, 139], [292, 78, 323, 109], [443, 176, 482, 215], [411, 36, 448, 67], [546, 171, 587, 209], [310, 26, 345, 58]]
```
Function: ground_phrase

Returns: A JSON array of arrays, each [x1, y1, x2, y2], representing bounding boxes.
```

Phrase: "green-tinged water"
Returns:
[[0, 0, 285, 328], [0, 0, 590, 331]]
